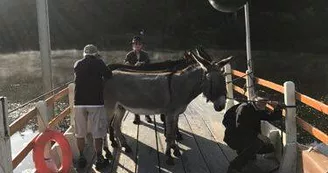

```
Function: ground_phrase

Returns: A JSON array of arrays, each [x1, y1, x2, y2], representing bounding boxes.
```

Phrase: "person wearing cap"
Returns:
[[222, 94, 283, 173], [74, 44, 112, 170], [124, 36, 152, 124]]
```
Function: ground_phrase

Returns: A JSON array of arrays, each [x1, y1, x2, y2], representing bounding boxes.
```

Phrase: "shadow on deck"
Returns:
[[74, 96, 279, 173]]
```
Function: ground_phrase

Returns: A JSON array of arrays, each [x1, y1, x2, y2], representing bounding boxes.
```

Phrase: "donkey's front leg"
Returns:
[[165, 114, 181, 165], [113, 106, 132, 153], [162, 114, 183, 141]]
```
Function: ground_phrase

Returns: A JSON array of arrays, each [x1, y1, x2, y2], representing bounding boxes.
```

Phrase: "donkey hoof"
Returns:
[[166, 157, 174, 165], [176, 133, 183, 141], [105, 152, 114, 160], [173, 149, 181, 157], [123, 145, 132, 153], [111, 141, 119, 148]]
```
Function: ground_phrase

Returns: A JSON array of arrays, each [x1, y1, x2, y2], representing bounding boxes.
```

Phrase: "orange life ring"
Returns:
[[33, 129, 72, 173]]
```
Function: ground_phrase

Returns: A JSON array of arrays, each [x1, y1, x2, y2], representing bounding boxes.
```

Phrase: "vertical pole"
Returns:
[[244, 2, 253, 75], [36, 0, 54, 119], [36, 101, 50, 156], [36, 101, 59, 172], [68, 84, 75, 130], [224, 64, 234, 110], [279, 81, 297, 173], [36, 0, 53, 94], [0, 97, 13, 173], [246, 70, 255, 100], [67, 83, 80, 160], [244, 2, 255, 99]]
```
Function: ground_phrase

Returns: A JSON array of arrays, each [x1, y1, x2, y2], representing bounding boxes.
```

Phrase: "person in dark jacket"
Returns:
[[124, 36, 152, 124], [223, 96, 283, 172], [74, 44, 112, 170]]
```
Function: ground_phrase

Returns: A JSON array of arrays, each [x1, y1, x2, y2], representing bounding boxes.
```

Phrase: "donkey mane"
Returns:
[[107, 58, 196, 73]]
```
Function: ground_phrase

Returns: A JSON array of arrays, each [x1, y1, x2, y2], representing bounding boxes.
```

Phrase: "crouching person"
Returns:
[[223, 96, 283, 173], [74, 44, 112, 170]]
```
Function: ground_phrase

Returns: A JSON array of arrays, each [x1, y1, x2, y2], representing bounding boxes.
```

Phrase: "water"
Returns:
[[1, 49, 327, 171], [11, 129, 37, 173]]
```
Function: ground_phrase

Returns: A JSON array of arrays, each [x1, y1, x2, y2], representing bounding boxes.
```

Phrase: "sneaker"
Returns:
[[95, 155, 109, 171], [78, 156, 87, 169]]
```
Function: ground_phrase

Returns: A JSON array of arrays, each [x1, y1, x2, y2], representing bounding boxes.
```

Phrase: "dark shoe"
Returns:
[[145, 115, 152, 123], [95, 155, 109, 171], [133, 114, 140, 124], [78, 156, 87, 169]]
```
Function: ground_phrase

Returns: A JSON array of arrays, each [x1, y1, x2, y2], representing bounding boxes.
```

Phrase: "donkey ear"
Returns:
[[214, 56, 233, 67], [189, 51, 212, 71], [196, 46, 212, 62]]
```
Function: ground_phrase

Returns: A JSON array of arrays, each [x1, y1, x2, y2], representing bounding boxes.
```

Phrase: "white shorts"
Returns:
[[74, 106, 108, 139]]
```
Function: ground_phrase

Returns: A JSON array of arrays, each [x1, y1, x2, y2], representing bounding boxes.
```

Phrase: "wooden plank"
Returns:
[[233, 85, 247, 96], [233, 68, 328, 115], [177, 114, 210, 173], [9, 107, 37, 136], [296, 92, 328, 115], [53, 87, 69, 102], [191, 96, 237, 162], [154, 116, 185, 173], [110, 112, 138, 173], [232, 70, 246, 78], [135, 115, 160, 173], [184, 104, 229, 173], [296, 117, 328, 144], [45, 95, 55, 107], [255, 78, 284, 93], [12, 136, 36, 169], [48, 107, 71, 128]]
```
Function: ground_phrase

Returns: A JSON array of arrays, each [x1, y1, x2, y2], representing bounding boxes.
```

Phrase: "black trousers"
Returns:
[[226, 134, 274, 170]]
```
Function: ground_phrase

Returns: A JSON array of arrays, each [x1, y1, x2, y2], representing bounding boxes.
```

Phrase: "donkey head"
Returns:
[[189, 48, 232, 111]]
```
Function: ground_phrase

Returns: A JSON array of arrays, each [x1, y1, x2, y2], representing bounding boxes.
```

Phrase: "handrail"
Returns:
[[231, 69, 328, 144], [9, 108, 37, 136], [9, 85, 73, 170], [256, 78, 284, 93], [233, 85, 246, 96], [233, 69, 328, 115], [53, 87, 69, 102], [12, 107, 71, 169], [296, 117, 328, 144], [49, 107, 71, 128], [232, 70, 246, 78], [8, 88, 69, 137], [295, 92, 328, 115]]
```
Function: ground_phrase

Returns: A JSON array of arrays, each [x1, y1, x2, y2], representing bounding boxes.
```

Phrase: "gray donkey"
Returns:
[[103, 49, 232, 164]]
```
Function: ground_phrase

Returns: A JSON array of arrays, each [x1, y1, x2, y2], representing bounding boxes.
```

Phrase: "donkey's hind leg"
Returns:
[[164, 113, 181, 165], [102, 135, 113, 160], [105, 106, 119, 148], [113, 105, 132, 153]]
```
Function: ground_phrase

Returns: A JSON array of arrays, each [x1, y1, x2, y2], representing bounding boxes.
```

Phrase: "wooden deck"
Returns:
[[73, 96, 279, 173]]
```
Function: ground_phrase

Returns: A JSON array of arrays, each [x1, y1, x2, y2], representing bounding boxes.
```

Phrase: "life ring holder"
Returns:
[[33, 129, 72, 173]]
